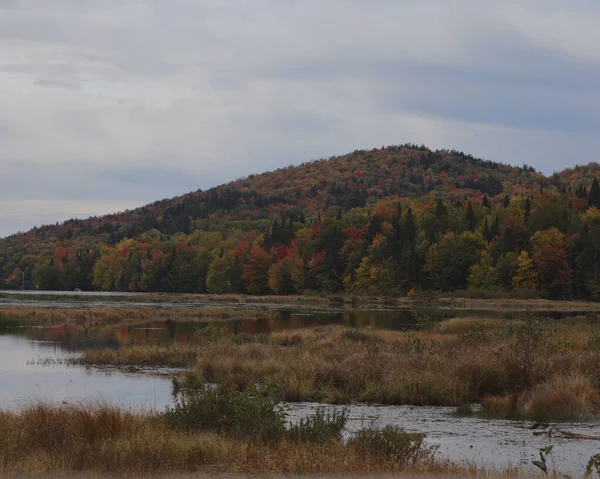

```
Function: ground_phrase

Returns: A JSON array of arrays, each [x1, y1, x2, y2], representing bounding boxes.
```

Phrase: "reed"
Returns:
[[482, 374, 600, 422], [0, 401, 446, 476]]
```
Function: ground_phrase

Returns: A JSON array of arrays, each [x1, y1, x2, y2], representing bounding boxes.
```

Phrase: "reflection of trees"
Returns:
[[4, 309, 430, 353]]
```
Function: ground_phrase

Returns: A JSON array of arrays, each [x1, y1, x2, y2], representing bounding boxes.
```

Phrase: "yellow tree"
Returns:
[[513, 251, 537, 291]]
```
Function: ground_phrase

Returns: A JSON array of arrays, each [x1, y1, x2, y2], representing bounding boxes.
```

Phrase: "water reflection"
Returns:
[[0, 309, 440, 352], [1, 308, 588, 353], [0, 334, 173, 411]]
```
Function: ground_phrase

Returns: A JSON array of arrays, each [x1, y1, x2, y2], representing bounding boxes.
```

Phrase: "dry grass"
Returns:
[[179, 325, 510, 406], [170, 319, 600, 414], [79, 345, 199, 367], [0, 402, 463, 476], [482, 374, 600, 421], [0, 306, 270, 328], [438, 297, 600, 312]]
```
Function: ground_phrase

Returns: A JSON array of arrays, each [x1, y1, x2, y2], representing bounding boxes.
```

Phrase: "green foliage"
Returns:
[[586, 453, 600, 477], [349, 425, 435, 466], [286, 407, 348, 444], [164, 385, 286, 443]]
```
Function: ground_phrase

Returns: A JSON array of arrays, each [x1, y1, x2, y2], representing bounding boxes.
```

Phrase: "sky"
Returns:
[[0, 1, 599, 237]]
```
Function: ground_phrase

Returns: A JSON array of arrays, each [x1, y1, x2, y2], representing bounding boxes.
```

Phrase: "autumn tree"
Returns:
[[531, 227, 569, 299]]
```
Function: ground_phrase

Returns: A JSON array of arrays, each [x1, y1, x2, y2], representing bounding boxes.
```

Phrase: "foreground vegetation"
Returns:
[[77, 316, 600, 421], [0, 388, 453, 476]]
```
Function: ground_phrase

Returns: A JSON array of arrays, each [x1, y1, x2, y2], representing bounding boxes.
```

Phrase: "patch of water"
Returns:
[[0, 335, 173, 411], [287, 403, 600, 475]]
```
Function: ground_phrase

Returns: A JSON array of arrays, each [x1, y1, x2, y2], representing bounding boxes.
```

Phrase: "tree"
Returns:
[[589, 178, 600, 209], [513, 251, 537, 291], [531, 228, 569, 299], [468, 252, 498, 289], [465, 201, 477, 232], [579, 207, 600, 299], [242, 246, 272, 294], [425, 232, 486, 291]]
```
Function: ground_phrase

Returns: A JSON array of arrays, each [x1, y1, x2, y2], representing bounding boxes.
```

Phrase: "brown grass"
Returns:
[[0, 402, 469, 476], [0, 306, 271, 328], [79, 345, 199, 367], [482, 374, 600, 421], [172, 319, 600, 414]]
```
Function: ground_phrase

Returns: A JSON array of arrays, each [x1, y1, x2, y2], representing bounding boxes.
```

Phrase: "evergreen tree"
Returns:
[[482, 217, 492, 242], [589, 178, 600, 208], [490, 215, 500, 239], [466, 201, 477, 232]]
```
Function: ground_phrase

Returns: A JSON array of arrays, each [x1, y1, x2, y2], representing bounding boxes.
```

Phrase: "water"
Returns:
[[0, 334, 173, 411], [287, 403, 600, 475]]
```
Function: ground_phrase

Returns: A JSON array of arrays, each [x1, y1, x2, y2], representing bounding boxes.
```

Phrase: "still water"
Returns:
[[1, 306, 598, 474], [0, 334, 172, 410]]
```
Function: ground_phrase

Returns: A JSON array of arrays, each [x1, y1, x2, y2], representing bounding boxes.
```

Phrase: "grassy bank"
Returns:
[[77, 316, 600, 421], [0, 393, 464, 476], [0, 306, 274, 328]]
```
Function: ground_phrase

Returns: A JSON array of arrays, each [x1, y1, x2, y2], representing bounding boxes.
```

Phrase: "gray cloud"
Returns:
[[0, 0, 599, 236]]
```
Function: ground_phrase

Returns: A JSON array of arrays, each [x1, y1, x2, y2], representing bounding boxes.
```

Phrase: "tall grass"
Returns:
[[0, 400, 443, 476], [166, 320, 600, 420], [482, 374, 600, 421]]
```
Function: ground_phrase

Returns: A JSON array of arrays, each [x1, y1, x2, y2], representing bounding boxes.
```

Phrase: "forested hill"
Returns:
[[2, 144, 600, 300]]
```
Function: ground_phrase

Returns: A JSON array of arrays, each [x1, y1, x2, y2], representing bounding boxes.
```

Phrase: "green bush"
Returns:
[[164, 385, 285, 444], [287, 407, 348, 444], [349, 425, 435, 466]]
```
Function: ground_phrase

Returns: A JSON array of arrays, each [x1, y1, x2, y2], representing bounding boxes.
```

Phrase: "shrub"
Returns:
[[287, 407, 348, 444], [164, 385, 285, 443], [349, 425, 436, 467]]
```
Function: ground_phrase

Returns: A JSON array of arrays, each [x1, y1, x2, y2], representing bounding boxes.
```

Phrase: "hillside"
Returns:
[[2, 144, 600, 299]]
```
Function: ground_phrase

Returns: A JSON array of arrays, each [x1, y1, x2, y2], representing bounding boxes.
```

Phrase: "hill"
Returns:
[[2, 144, 600, 299]]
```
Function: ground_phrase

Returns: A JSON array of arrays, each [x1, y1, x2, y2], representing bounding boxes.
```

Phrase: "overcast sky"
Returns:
[[0, 1, 599, 237]]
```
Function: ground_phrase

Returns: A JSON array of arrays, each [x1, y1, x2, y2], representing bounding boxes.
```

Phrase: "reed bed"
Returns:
[[0, 400, 458, 476], [166, 318, 600, 419]]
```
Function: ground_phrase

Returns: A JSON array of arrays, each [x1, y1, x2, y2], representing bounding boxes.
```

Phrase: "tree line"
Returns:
[[13, 178, 600, 300]]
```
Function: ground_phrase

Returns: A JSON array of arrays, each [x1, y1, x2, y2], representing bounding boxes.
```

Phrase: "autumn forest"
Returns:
[[3, 144, 600, 300]]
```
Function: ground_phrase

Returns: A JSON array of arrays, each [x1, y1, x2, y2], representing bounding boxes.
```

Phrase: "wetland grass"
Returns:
[[27, 306, 600, 421], [170, 317, 600, 419], [0, 393, 444, 476]]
